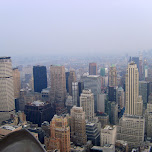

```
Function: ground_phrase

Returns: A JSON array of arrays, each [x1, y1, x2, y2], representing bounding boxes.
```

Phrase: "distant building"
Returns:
[[117, 87, 125, 109], [97, 94, 107, 113], [13, 68, 21, 99], [108, 86, 118, 102], [0, 57, 15, 124], [33, 65, 47, 93], [100, 68, 105, 77], [24, 100, 54, 126], [46, 115, 70, 152], [41, 87, 50, 102], [65, 72, 70, 93], [96, 112, 109, 128], [101, 125, 117, 146], [50, 65, 66, 113], [81, 75, 101, 112], [108, 66, 117, 87], [89, 63, 97, 75], [68, 70, 76, 96], [71, 106, 87, 146]]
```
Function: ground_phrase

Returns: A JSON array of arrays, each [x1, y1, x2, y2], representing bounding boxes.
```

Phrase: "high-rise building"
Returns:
[[65, 72, 70, 93], [50, 65, 66, 103], [68, 70, 76, 96], [108, 86, 118, 102], [117, 87, 125, 109], [81, 75, 101, 112], [100, 68, 105, 77], [71, 106, 87, 146], [117, 115, 145, 150], [0, 57, 15, 123], [139, 81, 149, 110], [108, 66, 117, 87], [89, 63, 97, 75], [97, 94, 107, 113], [132, 57, 139, 71], [80, 89, 94, 122], [33, 65, 47, 93], [125, 62, 143, 116], [72, 82, 79, 106], [13, 68, 21, 99], [100, 125, 117, 146], [139, 58, 143, 81], [47, 115, 70, 152], [86, 122, 100, 146]]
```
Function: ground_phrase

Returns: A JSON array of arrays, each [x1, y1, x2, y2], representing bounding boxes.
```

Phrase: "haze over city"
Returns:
[[1, 0, 152, 57]]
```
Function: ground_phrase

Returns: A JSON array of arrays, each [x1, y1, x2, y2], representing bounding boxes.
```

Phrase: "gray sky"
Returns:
[[0, 0, 152, 56]]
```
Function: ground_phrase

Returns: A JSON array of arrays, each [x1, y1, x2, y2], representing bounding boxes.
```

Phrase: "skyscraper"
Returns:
[[81, 75, 101, 112], [125, 62, 143, 116], [72, 82, 79, 106], [80, 89, 94, 122], [0, 57, 15, 123], [13, 68, 21, 99], [108, 65, 117, 87], [65, 72, 70, 93], [33, 65, 47, 93], [89, 63, 97, 75], [68, 70, 76, 96], [47, 115, 70, 152], [50, 65, 66, 103], [71, 106, 87, 146]]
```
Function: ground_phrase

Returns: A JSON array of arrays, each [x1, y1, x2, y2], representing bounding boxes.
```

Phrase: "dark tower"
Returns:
[[33, 65, 47, 93]]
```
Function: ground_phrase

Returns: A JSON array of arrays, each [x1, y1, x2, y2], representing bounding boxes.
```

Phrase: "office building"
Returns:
[[24, 100, 54, 126], [81, 75, 101, 112], [68, 70, 76, 96], [41, 87, 50, 102], [80, 89, 94, 122], [117, 115, 145, 150], [0, 57, 15, 124], [125, 62, 143, 116], [115, 140, 128, 152], [110, 101, 118, 125], [50, 65, 66, 111], [47, 115, 70, 152], [108, 66, 117, 87], [86, 122, 100, 146], [96, 112, 109, 128], [89, 63, 97, 75], [65, 72, 70, 93], [97, 94, 107, 113], [101, 125, 117, 146], [139, 81, 149, 110], [33, 65, 47, 93], [117, 87, 125, 109], [108, 86, 118, 102], [72, 82, 79, 106], [100, 68, 105, 76], [71, 106, 87, 146], [13, 68, 21, 99], [132, 57, 139, 71], [139, 58, 143, 81]]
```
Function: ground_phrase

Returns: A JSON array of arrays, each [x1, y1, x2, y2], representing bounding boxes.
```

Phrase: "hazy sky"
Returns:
[[0, 0, 152, 56]]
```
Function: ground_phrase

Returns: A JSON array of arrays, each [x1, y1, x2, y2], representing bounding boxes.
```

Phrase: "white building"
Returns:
[[72, 82, 79, 106], [101, 125, 117, 146], [97, 94, 106, 113], [80, 89, 94, 122], [0, 57, 15, 123]]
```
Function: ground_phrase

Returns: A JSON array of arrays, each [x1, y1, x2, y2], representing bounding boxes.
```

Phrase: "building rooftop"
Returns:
[[104, 125, 115, 130], [0, 125, 20, 131], [0, 57, 11, 60]]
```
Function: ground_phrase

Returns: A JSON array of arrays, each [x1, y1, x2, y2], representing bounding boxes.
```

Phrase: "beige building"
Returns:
[[13, 68, 21, 99], [108, 66, 117, 87], [71, 106, 87, 146], [68, 70, 76, 96], [100, 125, 117, 146], [0, 57, 15, 124], [125, 62, 143, 116], [80, 89, 94, 122], [50, 65, 66, 103], [117, 115, 145, 149], [46, 115, 70, 152]]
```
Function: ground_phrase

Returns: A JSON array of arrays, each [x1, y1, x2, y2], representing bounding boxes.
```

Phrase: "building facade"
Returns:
[[80, 89, 94, 122], [33, 65, 47, 93], [108, 66, 117, 87], [71, 106, 87, 146], [68, 70, 76, 96], [89, 63, 97, 75], [72, 82, 79, 106], [0, 57, 15, 123]]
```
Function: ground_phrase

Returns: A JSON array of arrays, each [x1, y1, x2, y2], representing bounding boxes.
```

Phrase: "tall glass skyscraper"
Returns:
[[33, 65, 47, 93]]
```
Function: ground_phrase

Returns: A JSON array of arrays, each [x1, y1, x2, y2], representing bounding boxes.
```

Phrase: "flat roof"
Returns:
[[0, 57, 11, 60]]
